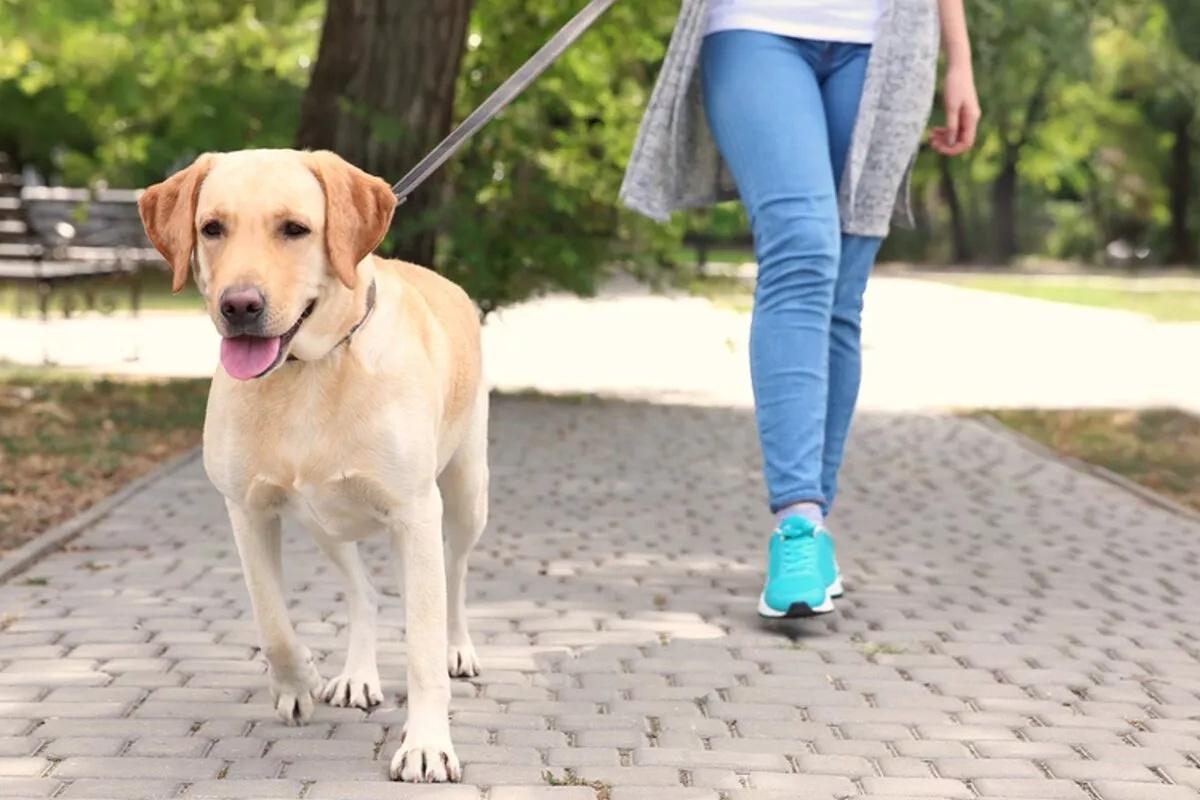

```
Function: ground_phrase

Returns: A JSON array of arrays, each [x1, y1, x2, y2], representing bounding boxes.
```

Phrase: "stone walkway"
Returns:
[[3, 397, 1200, 799]]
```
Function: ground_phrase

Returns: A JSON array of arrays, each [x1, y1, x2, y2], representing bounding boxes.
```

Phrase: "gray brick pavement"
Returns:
[[3, 398, 1200, 798]]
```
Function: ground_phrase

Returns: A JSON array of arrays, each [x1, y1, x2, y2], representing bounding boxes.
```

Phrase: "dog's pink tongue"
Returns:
[[220, 336, 281, 380]]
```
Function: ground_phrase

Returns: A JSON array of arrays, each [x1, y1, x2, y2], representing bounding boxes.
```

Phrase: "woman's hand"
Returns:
[[930, 64, 980, 156], [931, 0, 980, 157]]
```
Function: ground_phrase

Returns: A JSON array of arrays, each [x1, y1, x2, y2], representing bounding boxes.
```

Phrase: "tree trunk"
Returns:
[[992, 150, 1019, 264], [296, 0, 474, 267], [938, 157, 972, 263], [1167, 111, 1195, 265]]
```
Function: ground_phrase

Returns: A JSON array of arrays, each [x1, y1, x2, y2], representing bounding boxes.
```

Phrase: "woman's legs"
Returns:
[[823, 233, 882, 507], [701, 30, 840, 514], [819, 43, 883, 510]]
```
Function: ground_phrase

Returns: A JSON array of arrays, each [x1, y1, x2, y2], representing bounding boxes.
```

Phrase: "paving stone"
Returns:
[[748, 772, 856, 794], [42, 737, 127, 758], [268, 739, 376, 759], [0, 756, 50, 776], [208, 737, 266, 759], [633, 746, 788, 771], [1046, 759, 1160, 781], [461, 765, 554, 784], [688, 768, 743, 789], [1092, 784, 1199, 800], [935, 757, 1045, 779], [34, 719, 193, 738], [0, 736, 39, 756], [973, 740, 1079, 759], [792, 753, 874, 777], [877, 756, 935, 777], [59, 779, 180, 799], [610, 791, 718, 800], [0, 701, 129, 719], [454, 745, 543, 766], [545, 747, 620, 767], [307, 784, 480, 799], [7, 401, 1200, 800], [971, 778, 1093, 798], [572, 729, 647, 748], [489, 789, 600, 800], [53, 756, 223, 779], [127, 736, 212, 757], [497, 730, 569, 748], [184, 779, 305, 798], [859, 777, 974, 798], [812, 737, 892, 757], [283, 759, 388, 780], [891, 740, 971, 758], [1084, 744, 1193, 765], [574, 766, 684, 787], [0, 778, 62, 797], [1159, 766, 1200, 788], [223, 757, 284, 779], [727, 793, 842, 800]]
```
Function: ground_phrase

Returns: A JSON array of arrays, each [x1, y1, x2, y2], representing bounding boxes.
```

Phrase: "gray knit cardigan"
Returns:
[[619, 0, 940, 236]]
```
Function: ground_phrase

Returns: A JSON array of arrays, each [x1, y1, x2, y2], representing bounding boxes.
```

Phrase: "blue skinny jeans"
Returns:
[[701, 30, 884, 514]]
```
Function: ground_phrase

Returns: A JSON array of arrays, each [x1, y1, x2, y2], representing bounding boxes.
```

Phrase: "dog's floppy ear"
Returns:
[[303, 150, 397, 289], [138, 154, 214, 294]]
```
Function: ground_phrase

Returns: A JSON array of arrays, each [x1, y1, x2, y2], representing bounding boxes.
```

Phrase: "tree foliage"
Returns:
[[0, 0, 322, 184], [435, 0, 687, 310], [1, 0, 1198, 308]]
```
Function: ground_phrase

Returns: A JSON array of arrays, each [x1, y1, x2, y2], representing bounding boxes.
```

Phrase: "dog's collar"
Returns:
[[287, 279, 377, 363]]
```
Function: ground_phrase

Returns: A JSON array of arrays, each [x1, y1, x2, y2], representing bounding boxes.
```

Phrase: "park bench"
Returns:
[[0, 181, 163, 319]]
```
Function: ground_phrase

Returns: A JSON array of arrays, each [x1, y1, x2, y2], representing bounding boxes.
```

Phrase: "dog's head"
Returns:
[[138, 149, 397, 380]]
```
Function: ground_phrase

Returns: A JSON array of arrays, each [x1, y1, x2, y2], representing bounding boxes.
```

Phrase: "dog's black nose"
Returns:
[[220, 287, 265, 327]]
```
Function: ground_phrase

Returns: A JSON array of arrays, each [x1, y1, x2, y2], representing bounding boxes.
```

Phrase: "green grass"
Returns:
[[944, 276, 1200, 322], [981, 408, 1200, 512], [0, 364, 209, 549], [1, 269, 205, 316], [685, 274, 753, 313], [670, 244, 756, 266]]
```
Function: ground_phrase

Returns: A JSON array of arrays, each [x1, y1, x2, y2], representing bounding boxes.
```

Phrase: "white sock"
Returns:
[[775, 502, 824, 528]]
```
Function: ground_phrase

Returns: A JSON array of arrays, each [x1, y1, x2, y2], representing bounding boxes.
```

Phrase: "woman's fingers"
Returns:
[[929, 127, 960, 156], [958, 102, 980, 151], [929, 100, 980, 156], [944, 101, 961, 148]]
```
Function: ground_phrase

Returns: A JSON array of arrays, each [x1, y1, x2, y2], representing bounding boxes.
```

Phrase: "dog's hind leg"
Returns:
[[312, 533, 383, 710], [228, 501, 322, 725], [438, 391, 489, 679]]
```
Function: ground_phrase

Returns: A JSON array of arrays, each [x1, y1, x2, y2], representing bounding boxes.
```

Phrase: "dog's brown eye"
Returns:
[[200, 220, 223, 238], [282, 221, 310, 238]]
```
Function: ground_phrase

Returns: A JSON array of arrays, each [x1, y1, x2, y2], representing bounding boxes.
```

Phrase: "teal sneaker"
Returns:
[[758, 516, 843, 618]]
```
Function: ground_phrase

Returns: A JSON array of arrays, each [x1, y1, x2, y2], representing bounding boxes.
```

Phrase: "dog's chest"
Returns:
[[280, 471, 396, 541]]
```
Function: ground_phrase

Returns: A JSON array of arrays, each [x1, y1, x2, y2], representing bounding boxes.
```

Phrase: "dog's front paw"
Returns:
[[390, 725, 461, 782], [268, 656, 323, 726], [448, 640, 481, 679], [323, 667, 383, 710]]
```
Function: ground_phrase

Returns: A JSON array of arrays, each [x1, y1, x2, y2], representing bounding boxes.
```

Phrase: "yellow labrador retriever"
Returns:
[[138, 149, 487, 782]]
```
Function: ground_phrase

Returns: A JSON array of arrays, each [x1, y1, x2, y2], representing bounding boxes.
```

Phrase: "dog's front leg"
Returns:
[[388, 485, 460, 783], [312, 534, 383, 710], [228, 501, 323, 725]]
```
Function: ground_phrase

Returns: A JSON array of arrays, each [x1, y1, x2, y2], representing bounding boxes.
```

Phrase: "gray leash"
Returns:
[[390, 0, 619, 204]]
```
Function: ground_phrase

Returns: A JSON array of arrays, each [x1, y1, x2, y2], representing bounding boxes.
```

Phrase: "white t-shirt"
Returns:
[[706, 0, 882, 44]]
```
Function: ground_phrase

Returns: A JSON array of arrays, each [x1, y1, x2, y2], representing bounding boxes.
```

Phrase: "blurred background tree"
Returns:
[[1, 0, 1197, 309], [296, 0, 473, 266]]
